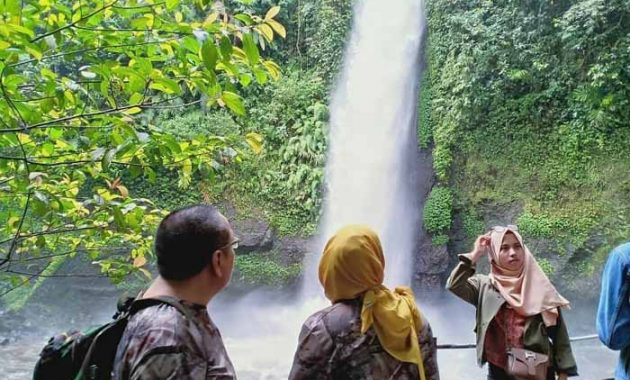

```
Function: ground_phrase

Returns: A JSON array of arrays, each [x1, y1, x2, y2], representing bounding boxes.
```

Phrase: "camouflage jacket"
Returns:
[[112, 299, 236, 380], [288, 299, 440, 380]]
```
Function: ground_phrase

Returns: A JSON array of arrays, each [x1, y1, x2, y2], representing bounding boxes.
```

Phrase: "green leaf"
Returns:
[[201, 41, 218, 71], [234, 14, 253, 25], [129, 92, 143, 105], [254, 68, 268, 84], [239, 74, 252, 87], [166, 0, 179, 10], [181, 36, 199, 54], [221, 91, 245, 115], [219, 36, 232, 59], [150, 78, 181, 95], [241, 33, 259, 65]]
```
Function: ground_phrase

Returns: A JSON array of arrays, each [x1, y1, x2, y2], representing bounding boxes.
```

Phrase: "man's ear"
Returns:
[[211, 250, 224, 278]]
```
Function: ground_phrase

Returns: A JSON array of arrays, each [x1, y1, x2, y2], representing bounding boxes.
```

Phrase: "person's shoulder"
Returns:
[[131, 303, 186, 327], [303, 300, 358, 334], [607, 242, 630, 266], [612, 242, 630, 258], [129, 301, 207, 340]]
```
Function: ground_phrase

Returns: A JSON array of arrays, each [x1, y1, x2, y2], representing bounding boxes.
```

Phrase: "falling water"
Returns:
[[304, 0, 426, 295]]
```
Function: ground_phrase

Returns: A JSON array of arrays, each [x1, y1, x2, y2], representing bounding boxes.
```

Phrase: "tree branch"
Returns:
[[0, 192, 32, 267], [112, 1, 165, 10], [3, 269, 108, 278], [9, 41, 166, 69], [0, 226, 99, 246], [0, 97, 200, 133], [74, 25, 186, 35], [0, 262, 51, 298], [30, 1, 119, 43]]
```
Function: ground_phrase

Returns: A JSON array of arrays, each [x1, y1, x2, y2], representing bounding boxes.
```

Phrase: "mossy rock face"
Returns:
[[233, 218, 275, 255], [233, 252, 303, 289]]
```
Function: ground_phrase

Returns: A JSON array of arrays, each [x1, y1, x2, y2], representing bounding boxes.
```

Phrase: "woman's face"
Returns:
[[497, 232, 524, 271]]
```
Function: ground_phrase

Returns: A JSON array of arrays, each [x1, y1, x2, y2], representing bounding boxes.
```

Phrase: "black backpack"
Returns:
[[32, 296, 193, 380]]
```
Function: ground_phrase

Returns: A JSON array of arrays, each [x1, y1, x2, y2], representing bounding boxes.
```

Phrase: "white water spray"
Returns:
[[304, 0, 426, 295]]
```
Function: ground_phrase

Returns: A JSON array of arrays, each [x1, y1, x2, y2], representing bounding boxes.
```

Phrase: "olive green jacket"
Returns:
[[446, 254, 578, 376]]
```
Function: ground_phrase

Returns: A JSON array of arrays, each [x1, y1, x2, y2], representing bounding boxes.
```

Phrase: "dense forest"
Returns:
[[0, 0, 628, 312]]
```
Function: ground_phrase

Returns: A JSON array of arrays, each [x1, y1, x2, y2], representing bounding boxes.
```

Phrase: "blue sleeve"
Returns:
[[597, 244, 630, 350]]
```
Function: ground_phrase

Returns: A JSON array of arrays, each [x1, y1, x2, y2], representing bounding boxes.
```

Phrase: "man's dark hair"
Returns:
[[155, 204, 230, 280]]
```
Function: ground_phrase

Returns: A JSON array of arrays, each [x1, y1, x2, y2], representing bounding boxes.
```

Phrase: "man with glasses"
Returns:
[[113, 204, 239, 379]]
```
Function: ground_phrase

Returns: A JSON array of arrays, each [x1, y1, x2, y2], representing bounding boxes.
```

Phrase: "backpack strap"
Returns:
[[127, 296, 197, 321], [77, 296, 199, 379]]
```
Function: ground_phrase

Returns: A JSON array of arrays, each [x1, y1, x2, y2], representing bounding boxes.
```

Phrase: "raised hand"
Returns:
[[469, 234, 491, 263]]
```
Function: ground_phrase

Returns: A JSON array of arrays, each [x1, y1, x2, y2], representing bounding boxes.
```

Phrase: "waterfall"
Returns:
[[303, 0, 426, 295]]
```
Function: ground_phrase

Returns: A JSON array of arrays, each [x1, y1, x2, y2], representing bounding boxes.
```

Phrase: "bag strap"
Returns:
[[78, 296, 198, 379], [127, 296, 196, 321]]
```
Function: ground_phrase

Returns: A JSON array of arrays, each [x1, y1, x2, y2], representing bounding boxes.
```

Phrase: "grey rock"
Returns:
[[233, 219, 274, 254], [276, 237, 312, 265], [415, 233, 449, 274]]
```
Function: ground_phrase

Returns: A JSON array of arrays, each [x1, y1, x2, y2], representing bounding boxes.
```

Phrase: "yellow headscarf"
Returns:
[[318, 225, 426, 380]]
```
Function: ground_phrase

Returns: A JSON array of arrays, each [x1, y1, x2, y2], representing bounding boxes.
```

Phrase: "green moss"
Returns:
[[234, 253, 302, 287], [431, 234, 449, 246], [418, 72, 432, 149], [423, 186, 453, 234], [462, 210, 485, 241], [536, 258, 555, 276]]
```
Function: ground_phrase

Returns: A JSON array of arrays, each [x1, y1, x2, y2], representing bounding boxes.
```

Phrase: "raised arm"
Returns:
[[445, 235, 489, 306]]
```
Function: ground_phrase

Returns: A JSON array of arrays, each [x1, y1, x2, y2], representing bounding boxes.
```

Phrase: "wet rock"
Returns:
[[276, 237, 312, 265], [412, 274, 443, 293], [416, 240, 449, 274], [233, 219, 274, 254]]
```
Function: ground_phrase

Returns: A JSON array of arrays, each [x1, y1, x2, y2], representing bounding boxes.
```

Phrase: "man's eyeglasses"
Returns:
[[218, 239, 240, 251], [491, 225, 518, 232]]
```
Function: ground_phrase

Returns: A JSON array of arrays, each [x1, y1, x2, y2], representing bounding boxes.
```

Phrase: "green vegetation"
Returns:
[[3, 0, 625, 302], [234, 253, 301, 286], [0, 0, 287, 300], [426, 0, 630, 278], [417, 72, 432, 150], [423, 186, 453, 245], [0, 0, 355, 305]]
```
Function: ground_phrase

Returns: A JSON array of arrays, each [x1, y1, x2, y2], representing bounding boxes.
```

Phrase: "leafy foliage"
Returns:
[[417, 72, 432, 149], [423, 186, 453, 234], [234, 253, 301, 286], [0, 0, 285, 297], [306, 0, 353, 82], [427, 0, 630, 273], [220, 70, 328, 235]]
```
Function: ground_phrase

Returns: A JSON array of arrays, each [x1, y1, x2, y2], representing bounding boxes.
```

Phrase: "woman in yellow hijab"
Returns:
[[288, 225, 439, 380]]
